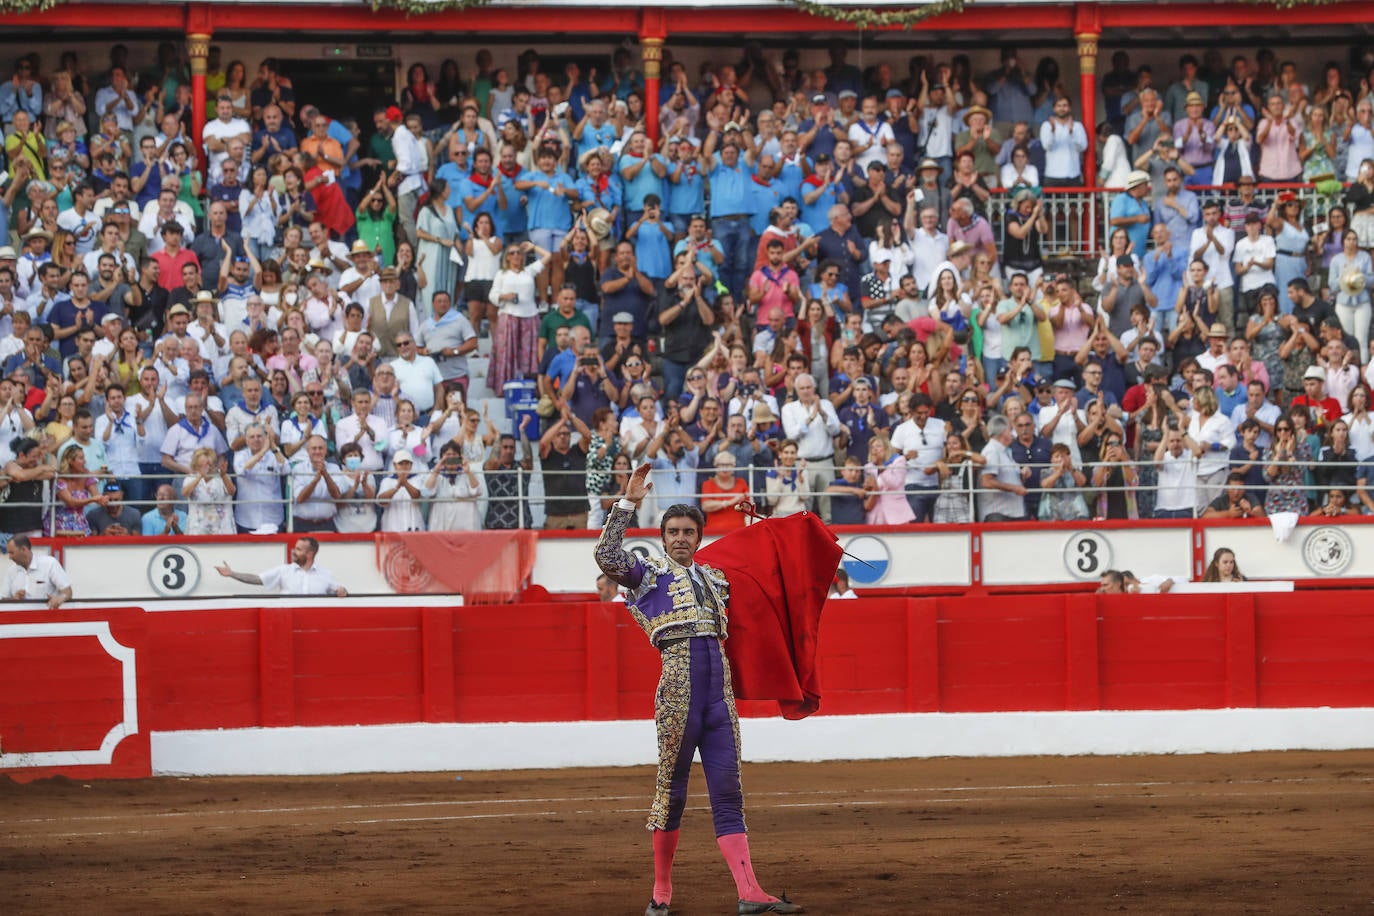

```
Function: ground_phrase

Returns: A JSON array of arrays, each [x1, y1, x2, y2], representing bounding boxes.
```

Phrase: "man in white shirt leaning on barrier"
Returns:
[[215, 536, 348, 597]]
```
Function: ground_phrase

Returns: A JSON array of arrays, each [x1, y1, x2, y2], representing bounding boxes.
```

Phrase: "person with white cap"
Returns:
[[378, 448, 428, 532], [1109, 169, 1154, 255]]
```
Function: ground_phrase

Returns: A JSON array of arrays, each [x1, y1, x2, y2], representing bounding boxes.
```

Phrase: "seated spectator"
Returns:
[[1201, 547, 1247, 582], [140, 482, 187, 536], [87, 480, 140, 535], [1203, 471, 1265, 519]]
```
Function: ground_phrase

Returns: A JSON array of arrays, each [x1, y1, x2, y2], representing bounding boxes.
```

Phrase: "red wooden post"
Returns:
[[187, 33, 211, 173], [642, 38, 664, 144], [1225, 595, 1258, 707], [258, 608, 295, 727], [906, 598, 940, 711], [1076, 31, 1099, 188], [420, 606, 456, 722], [1064, 594, 1101, 710]]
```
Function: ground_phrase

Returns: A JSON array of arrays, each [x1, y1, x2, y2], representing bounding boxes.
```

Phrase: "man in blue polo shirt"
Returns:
[[704, 124, 755, 299]]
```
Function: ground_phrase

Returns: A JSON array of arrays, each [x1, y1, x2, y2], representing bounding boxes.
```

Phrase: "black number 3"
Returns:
[[161, 552, 186, 591], [1075, 537, 1099, 574]]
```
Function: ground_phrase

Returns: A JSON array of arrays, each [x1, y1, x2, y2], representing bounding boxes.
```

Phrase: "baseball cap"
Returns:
[[838, 89, 858, 100], [612, 311, 634, 324], [393, 449, 415, 465], [810, 93, 828, 105], [1052, 379, 1077, 390]]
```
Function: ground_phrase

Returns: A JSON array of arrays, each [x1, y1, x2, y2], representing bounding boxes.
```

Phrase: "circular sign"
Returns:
[[1302, 526, 1354, 576], [148, 546, 202, 597], [624, 537, 663, 564], [1062, 531, 1112, 580], [841, 535, 891, 586]]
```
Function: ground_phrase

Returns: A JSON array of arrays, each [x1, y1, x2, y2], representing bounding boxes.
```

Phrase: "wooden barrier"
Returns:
[[3, 592, 1373, 780]]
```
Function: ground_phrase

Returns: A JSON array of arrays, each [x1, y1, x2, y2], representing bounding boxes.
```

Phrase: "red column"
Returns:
[[1076, 31, 1099, 187], [188, 32, 211, 172], [642, 37, 664, 143]]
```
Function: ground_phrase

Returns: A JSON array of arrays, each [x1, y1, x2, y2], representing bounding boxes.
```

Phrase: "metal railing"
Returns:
[[985, 181, 1341, 261], [2, 457, 1368, 535]]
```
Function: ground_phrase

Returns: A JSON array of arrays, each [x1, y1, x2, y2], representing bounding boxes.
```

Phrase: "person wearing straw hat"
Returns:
[[954, 103, 1000, 184]]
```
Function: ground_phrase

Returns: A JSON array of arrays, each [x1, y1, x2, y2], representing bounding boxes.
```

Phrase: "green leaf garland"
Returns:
[[783, 0, 967, 29]]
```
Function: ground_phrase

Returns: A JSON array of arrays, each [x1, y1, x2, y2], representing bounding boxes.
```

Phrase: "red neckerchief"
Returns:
[[470, 171, 493, 188], [752, 175, 772, 187], [497, 163, 521, 179], [802, 174, 826, 187], [592, 173, 609, 193]]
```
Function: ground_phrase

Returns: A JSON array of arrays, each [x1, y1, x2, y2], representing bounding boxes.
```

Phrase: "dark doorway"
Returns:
[[278, 58, 396, 130]]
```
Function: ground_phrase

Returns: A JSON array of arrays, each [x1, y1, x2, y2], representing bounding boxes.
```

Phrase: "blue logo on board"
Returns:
[[842, 535, 890, 585]]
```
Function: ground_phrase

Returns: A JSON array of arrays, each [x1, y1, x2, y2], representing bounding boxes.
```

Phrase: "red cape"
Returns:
[[698, 513, 841, 719]]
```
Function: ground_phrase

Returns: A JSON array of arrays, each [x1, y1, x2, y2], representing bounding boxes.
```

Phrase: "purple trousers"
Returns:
[[648, 636, 746, 836]]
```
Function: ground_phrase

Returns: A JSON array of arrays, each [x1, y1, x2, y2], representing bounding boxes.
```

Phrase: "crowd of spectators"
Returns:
[[2, 38, 1374, 540]]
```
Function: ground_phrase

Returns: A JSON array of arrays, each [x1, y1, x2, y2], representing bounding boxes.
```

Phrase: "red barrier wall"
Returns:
[[4, 592, 1374, 780]]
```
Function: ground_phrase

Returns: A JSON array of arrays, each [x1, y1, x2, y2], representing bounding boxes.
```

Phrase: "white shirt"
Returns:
[[920, 106, 953, 158], [340, 268, 381, 314], [334, 413, 391, 471], [225, 402, 281, 448], [1348, 123, 1374, 181], [391, 354, 444, 413], [379, 475, 429, 531], [1233, 234, 1277, 292], [0, 406, 32, 464], [847, 118, 894, 170], [1039, 118, 1088, 179], [1189, 224, 1236, 290], [780, 397, 842, 459], [138, 205, 197, 252], [201, 116, 252, 174], [908, 227, 949, 293], [1037, 402, 1087, 467], [1155, 448, 1198, 511], [57, 207, 101, 255], [978, 438, 1027, 521], [289, 461, 350, 521], [4, 554, 71, 602], [890, 416, 946, 487], [1188, 411, 1236, 477], [259, 561, 342, 595], [233, 447, 287, 531], [391, 126, 427, 196], [94, 410, 144, 477], [1231, 401, 1281, 448], [127, 391, 172, 463]]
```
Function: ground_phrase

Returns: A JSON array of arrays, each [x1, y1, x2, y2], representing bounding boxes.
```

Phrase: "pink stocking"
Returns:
[[652, 828, 679, 905], [717, 832, 778, 903]]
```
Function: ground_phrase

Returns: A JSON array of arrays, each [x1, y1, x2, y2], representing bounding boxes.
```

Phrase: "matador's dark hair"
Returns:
[[660, 504, 706, 537]]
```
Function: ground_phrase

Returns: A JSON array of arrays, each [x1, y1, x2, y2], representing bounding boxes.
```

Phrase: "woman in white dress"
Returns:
[[463, 211, 503, 333], [183, 447, 237, 535], [425, 441, 484, 530]]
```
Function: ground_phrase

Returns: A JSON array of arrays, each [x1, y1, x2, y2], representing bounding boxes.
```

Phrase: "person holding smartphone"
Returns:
[[425, 440, 483, 530]]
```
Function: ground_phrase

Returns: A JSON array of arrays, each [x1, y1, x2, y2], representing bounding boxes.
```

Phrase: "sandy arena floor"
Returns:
[[4, 750, 1371, 914]]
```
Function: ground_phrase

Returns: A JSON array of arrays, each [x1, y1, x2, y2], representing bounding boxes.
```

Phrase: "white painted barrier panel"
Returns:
[[1202, 522, 1371, 580], [530, 530, 973, 593], [980, 527, 1194, 586], [839, 531, 971, 588], [64, 541, 290, 600]]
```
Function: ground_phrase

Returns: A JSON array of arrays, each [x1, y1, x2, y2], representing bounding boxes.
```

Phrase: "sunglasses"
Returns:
[[624, 361, 642, 368]]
